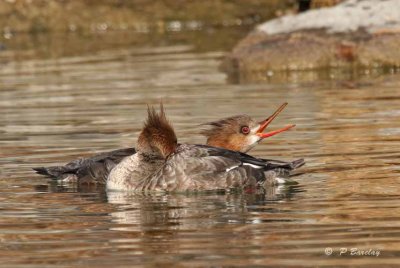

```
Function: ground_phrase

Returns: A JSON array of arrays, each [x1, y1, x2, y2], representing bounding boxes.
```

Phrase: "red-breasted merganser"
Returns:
[[201, 102, 294, 153], [107, 105, 303, 192], [34, 103, 304, 186]]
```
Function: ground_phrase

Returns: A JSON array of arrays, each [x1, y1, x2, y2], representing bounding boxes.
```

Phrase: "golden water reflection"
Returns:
[[1, 31, 400, 266]]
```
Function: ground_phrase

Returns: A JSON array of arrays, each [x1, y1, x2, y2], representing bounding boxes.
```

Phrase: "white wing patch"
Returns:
[[226, 165, 240, 172], [242, 163, 263, 169], [274, 177, 286, 184]]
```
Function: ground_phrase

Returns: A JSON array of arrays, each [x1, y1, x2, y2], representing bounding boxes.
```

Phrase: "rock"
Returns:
[[222, 0, 400, 83]]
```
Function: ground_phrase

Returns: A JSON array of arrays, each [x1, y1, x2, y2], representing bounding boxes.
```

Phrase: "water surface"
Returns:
[[1, 29, 400, 267]]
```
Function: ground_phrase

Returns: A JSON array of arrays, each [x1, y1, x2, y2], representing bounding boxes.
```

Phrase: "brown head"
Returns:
[[137, 104, 177, 158], [201, 103, 295, 153]]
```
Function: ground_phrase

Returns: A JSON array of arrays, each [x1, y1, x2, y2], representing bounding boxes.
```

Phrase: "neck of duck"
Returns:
[[107, 105, 178, 191], [107, 121, 177, 191], [206, 134, 246, 152]]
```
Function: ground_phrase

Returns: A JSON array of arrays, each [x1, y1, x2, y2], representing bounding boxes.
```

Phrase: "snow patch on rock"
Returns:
[[258, 0, 400, 35]]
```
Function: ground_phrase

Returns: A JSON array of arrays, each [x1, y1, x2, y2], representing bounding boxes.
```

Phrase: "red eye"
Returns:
[[241, 126, 250, 134]]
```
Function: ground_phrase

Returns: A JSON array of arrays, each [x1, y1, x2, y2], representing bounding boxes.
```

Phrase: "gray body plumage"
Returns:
[[108, 144, 303, 192], [33, 145, 304, 190], [33, 104, 302, 188], [107, 152, 164, 191]]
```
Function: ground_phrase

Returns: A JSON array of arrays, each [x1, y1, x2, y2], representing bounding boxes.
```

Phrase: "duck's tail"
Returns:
[[263, 158, 305, 171], [32, 166, 72, 179], [32, 147, 136, 182], [262, 158, 306, 186]]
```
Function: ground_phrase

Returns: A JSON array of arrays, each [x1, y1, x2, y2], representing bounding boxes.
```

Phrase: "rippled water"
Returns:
[[1, 29, 400, 267]]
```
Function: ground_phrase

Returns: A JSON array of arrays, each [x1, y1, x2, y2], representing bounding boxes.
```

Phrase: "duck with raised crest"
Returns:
[[33, 103, 303, 186], [107, 104, 303, 192]]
